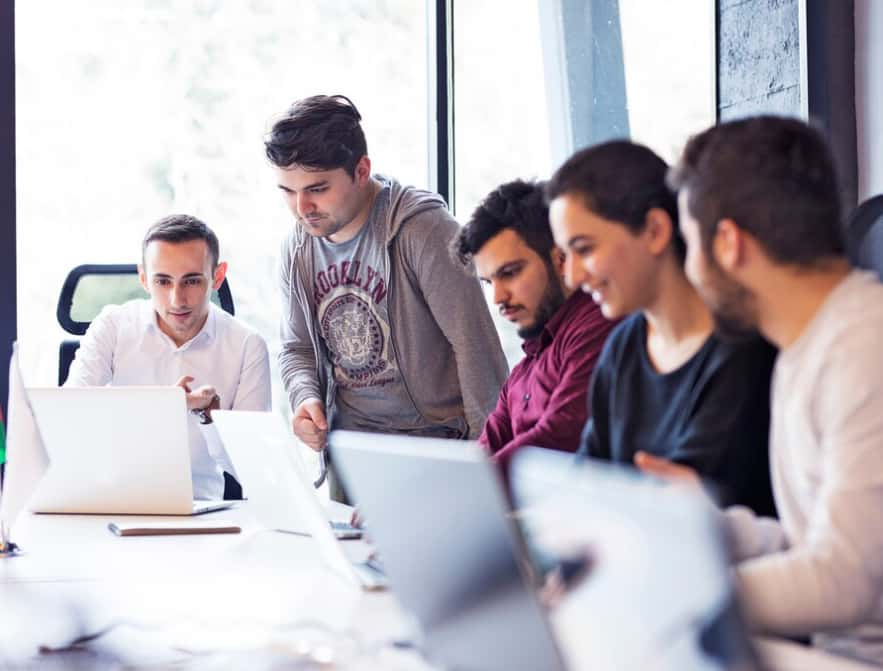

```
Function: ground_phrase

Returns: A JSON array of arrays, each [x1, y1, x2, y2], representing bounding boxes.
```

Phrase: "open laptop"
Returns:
[[329, 430, 568, 671], [513, 448, 760, 671], [25, 387, 232, 515], [331, 432, 763, 671], [211, 410, 386, 590]]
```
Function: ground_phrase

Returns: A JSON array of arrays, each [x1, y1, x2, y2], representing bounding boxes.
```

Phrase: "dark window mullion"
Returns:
[[429, 0, 454, 210], [1, 0, 16, 429]]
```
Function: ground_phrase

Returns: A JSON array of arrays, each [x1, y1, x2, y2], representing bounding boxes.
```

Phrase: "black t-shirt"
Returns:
[[581, 313, 777, 516]]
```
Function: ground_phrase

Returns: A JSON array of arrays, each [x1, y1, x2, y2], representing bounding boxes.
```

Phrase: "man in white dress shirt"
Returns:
[[65, 214, 271, 500], [637, 116, 883, 666]]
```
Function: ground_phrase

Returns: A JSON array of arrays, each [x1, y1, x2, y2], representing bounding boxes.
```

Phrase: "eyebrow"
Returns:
[[277, 178, 328, 193], [152, 272, 205, 280], [480, 259, 527, 282], [566, 235, 592, 248]]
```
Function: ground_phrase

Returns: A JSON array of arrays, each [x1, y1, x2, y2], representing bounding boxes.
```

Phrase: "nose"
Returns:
[[297, 192, 314, 218], [491, 280, 510, 306], [563, 253, 590, 291], [170, 282, 185, 307]]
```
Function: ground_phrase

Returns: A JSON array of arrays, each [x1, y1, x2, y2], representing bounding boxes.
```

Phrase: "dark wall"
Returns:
[[1, 1, 16, 421]]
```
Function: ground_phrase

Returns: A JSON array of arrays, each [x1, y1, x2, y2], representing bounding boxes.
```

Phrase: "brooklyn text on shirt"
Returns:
[[313, 261, 387, 305]]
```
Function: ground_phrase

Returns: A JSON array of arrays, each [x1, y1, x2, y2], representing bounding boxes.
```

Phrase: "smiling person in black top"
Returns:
[[546, 140, 776, 515]]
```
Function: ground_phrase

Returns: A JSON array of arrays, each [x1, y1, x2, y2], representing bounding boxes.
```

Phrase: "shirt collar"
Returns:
[[140, 299, 217, 350], [521, 291, 593, 356]]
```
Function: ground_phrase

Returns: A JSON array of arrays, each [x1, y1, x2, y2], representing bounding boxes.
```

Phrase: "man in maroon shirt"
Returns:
[[455, 180, 616, 470]]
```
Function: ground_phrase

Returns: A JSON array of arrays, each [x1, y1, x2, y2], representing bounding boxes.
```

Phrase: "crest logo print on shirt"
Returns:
[[321, 293, 393, 384]]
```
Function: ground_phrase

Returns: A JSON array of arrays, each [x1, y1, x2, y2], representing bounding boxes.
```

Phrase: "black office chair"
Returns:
[[56, 263, 241, 500], [846, 194, 883, 278]]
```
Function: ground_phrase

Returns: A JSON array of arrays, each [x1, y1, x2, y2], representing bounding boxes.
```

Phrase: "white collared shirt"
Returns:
[[65, 299, 271, 499]]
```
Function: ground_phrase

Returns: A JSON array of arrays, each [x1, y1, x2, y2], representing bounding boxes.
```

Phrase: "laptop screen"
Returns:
[[512, 448, 760, 671]]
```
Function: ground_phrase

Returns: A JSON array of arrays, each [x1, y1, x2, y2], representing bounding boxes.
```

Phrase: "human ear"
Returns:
[[212, 261, 228, 290], [713, 219, 743, 271], [644, 208, 674, 256]]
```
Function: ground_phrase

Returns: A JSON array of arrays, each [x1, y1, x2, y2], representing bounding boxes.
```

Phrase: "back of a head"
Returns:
[[546, 140, 683, 260], [669, 115, 844, 266], [264, 94, 367, 177], [456, 179, 553, 265], [142, 214, 219, 269]]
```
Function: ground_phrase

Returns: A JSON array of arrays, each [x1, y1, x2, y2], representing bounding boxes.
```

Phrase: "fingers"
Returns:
[[297, 399, 327, 431], [634, 451, 700, 484], [350, 507, 363, 529], [191, 385, 218, 406], [175, 375, 194, 392], [292, 399, 328, 451], [293, 421, 327, 451]]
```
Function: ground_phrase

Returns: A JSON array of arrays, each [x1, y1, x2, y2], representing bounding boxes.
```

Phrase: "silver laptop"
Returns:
[[512, 448, 760, 671], [329, 430, 568, 671], [26, 387, 231, 515], [212, 410, 386, 590]]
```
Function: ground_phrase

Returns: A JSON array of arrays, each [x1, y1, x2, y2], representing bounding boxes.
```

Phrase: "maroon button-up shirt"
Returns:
[[480, 290, 616, 469]]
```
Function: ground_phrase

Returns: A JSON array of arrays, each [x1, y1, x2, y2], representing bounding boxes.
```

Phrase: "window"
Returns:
[[453, 0, 715, 365], [15, 0, 428, 417]]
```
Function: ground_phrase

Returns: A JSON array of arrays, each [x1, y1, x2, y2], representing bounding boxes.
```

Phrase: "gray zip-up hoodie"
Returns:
[[278, 175, 508, 438]]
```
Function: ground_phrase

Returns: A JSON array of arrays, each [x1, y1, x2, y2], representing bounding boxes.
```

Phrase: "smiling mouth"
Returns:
[[586, 282, 608, 304]]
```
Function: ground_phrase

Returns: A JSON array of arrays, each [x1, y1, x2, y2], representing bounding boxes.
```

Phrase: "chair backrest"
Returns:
[[846, 194, 883, 279], [57, 264, 234, 385]]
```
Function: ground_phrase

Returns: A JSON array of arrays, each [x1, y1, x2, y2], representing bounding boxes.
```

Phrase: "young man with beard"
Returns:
[[266, 95, 507, 497], [455, 180, 616, 470], [637, 116, 883, 666], [546, 141, 776, 515]]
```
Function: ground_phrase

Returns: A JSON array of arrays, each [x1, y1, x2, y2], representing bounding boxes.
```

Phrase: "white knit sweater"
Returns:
[[725, 271, 883, 666]]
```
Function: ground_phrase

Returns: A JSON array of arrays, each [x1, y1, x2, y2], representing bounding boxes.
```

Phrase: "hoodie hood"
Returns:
[[288, 174, 449, 250]]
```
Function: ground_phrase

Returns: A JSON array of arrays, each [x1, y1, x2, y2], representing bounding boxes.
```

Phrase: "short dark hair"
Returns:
[[264, 94, 367, 178], [142, 214, 220, 269], [455, 180, 554, 267], [668, 115, 844, 265], [546, 140, 683, 260]]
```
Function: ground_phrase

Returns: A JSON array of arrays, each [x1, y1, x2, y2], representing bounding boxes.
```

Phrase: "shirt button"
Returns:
[[523, 393, 531, 401]]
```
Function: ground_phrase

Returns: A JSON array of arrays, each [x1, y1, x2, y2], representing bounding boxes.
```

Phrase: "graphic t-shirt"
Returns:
[[310, 185, 425, 432]]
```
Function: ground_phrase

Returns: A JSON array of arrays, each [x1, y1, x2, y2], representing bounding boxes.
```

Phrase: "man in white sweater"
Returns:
[[637, 115, 883, 666]]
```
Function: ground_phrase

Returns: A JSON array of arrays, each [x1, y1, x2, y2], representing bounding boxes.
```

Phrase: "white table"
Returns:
[[1, 505, 875, 670], [0, 503, 430, 669]]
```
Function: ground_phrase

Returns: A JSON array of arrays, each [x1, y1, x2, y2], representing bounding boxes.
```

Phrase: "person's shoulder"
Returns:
[[800, 271, 883, 370], [700, 334, 777, 388], [383, 176, 453, 232], [608, 312, 644, 343], [280, 226, 308, 258], [566, 294, 616, 332], [595, 312, 644, 363], [211, 306, 267, 346], [824, 270, 883, 331], [90, 298, 149, 329]]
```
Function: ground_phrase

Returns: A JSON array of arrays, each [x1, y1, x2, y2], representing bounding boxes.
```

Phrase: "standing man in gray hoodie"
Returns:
[[265, 94, 508, 498]]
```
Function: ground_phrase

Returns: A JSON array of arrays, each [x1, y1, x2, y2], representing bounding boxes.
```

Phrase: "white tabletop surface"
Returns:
[[1, 504, 876, 671]]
